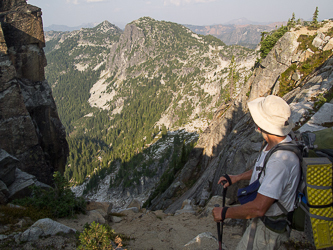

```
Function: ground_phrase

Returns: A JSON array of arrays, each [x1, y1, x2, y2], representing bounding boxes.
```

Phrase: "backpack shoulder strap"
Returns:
[[259, 142, 303, 179]]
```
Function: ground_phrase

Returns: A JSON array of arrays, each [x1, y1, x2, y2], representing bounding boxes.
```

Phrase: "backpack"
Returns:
[[263, 131, 333, 249]]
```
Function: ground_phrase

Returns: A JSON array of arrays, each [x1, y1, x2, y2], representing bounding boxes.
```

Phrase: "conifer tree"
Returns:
[[312, 7, 319, 27]]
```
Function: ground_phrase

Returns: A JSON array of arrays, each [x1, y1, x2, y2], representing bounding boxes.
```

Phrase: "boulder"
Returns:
[[0, 149, 19, 186], [127, 198, 141, 210], [86, 201, 112, 214], [292, 71, 301, 81], [8, 168, 51, 201], [183, 232, 226, 250], [87, 210, 106, 224], [14, 218, 28, 228], [8, 168, 35, 200], [175, 199, 196, 215], [19, 218, 76, 242], [312, 32, 326, 49], [299, 49, 314, 62], [112, 216, 123, 223], [323, 38, 333, 51]]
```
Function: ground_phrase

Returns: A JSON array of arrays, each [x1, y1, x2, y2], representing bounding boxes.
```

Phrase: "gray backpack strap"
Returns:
[[247, 217, 259, 250]]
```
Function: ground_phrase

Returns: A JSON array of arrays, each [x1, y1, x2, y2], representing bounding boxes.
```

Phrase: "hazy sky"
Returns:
[[27, 0, 333, 28]]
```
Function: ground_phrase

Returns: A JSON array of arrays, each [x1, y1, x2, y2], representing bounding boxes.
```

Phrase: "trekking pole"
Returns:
[[221, 182, 228, 250], [214, 204, 222, 250], [215, 180, 227, 250]]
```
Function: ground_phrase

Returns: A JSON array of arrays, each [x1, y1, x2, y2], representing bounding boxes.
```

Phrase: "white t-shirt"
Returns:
[[249, 136, 300, 216]]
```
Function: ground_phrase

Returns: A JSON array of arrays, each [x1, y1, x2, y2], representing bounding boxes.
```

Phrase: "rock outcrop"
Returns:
[[0, 0, 68, 192], [17, 218, 76, 242]]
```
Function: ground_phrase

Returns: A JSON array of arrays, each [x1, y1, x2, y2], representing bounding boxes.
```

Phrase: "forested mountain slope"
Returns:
[[45, 17, 256, 208]]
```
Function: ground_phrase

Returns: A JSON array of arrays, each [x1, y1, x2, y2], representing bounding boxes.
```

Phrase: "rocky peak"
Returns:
[[0, 0, 68, 203], [93, 20, 121, 34]]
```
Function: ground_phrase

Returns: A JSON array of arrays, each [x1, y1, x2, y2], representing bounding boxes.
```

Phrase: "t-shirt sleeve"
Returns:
[[257, 156, 290, 200]]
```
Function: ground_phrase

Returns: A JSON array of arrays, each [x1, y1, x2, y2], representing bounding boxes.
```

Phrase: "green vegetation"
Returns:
[[278, 63, 298, 96], [259, 12, 308, 60], [287, 13, 296, 28], [259, 25, 289, 59], [312, 7, 319, 28], [78, 222, 128, 250], [12, 172, 86, 218]]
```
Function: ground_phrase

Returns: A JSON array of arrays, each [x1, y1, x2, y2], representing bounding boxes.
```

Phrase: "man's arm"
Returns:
[[213, 193, 275, 221], [218, 169, 253, 188]]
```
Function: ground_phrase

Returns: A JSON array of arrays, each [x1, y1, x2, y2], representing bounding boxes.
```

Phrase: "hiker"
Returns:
[[213, 95, 300, 249]]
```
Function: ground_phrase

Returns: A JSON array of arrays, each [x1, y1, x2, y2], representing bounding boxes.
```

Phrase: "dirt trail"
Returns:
[[57, 209, 309, 250]]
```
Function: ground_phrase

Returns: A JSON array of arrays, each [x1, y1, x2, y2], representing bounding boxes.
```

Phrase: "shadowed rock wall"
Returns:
[[0, 0, 68, 187]]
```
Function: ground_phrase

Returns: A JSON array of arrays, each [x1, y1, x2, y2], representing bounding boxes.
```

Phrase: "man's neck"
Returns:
[[264, 134, 287, 151]]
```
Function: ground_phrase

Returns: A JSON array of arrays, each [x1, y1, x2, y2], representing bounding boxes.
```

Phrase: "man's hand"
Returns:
[[212, 207, 223, 222], [218, 175, 237, 188]]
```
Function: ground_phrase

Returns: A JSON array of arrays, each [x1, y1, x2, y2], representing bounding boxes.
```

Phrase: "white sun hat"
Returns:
[[247, 95, 293, 136]]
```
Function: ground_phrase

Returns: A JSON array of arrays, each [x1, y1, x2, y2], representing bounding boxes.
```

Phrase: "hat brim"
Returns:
[[248, 97, 293, 136]]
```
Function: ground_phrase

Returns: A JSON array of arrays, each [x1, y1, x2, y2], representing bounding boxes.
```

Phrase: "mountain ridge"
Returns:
[[44, 17, 256, 206]]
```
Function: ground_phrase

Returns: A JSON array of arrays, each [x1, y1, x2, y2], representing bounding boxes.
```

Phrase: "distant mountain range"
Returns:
[[184, 21, 287, 49], [223, 17, 271, 25], [45, 19, 287, 49], [44, 22, 126, 31]]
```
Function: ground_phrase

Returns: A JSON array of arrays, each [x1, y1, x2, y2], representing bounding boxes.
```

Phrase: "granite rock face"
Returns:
[[0, 0, 68, 187], [107, 22, 149, 78]]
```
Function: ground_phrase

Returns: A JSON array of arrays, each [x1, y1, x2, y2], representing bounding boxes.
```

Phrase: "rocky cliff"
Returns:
[[149, 22, 333, 213], [0, 0, 68, 203]]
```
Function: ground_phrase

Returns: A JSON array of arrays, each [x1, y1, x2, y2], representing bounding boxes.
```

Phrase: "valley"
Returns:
[[44, 17, 257, 207]]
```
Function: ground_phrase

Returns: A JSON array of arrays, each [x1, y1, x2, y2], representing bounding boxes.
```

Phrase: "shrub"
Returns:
[[78, 222, 127, 250], [78, 222, 113, 250], [259, 26, 289, 59], [13, 172, 86, 218]]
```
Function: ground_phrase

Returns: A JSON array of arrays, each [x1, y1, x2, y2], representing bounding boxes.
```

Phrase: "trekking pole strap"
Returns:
[[222, 207, 229, 222]]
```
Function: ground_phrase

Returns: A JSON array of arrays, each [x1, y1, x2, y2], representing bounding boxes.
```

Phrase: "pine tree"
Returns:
[[312, 7, 319, 28]]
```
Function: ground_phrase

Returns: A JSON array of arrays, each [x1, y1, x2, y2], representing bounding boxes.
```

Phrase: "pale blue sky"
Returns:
[[27, 0, 333, 28]]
